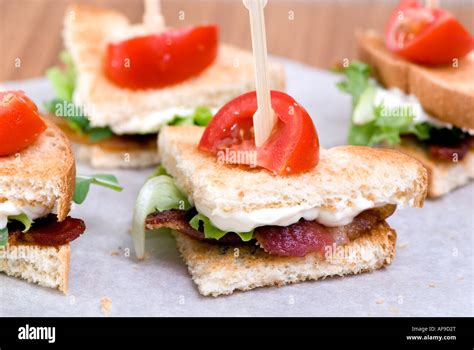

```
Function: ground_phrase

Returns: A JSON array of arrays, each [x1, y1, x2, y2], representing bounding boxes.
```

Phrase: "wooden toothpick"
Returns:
[[425, 0, 439, 9], [243, 0, 277, 147], [143, 0, 165, 31]]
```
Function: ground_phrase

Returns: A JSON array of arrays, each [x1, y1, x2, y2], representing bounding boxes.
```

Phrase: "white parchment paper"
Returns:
[[1, 59, 472, 316]]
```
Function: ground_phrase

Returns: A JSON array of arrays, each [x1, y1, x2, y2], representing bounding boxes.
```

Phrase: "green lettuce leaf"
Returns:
[[45, 51, 114, 142], [338, 61, 433, 146], [46, 51, 76, 102], [348, 102, 431, 146], [148, 165, 169, 179], [132, 175, 192, 259], [336, 61, 371, 106], [74, 174, 123, 205], [8, 214, 33, 233], [0, 227, 8, 247], [168, 106, 214, 127], [87, 127, 115, 142], [189, 213, 254, 242], [0, 214, 34, 248], [409, 122, 432, 141], [132, 172, 253, 259], [44, 99, 114, 142]]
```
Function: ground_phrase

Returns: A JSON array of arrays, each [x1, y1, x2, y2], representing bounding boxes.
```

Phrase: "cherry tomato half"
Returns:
[[199, 91, 320, 175], [104, 25, 219, 89], [385, 0, 473, 65], [0, 91, 46, 156]]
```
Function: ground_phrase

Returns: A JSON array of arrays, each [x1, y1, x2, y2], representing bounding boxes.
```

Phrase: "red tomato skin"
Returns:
[[104, 25, 218, 89], [0, 91, 47, 156], [385, 0, 473, 65], [199, 91, 319, 175]]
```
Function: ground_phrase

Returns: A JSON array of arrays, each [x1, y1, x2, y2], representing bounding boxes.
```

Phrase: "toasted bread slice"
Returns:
[[76, 143, 159, 169], [387, 139, 474, 198], [0, 240, 70, 293], [173, 221, 396, 296], [159, 126, 427, 221], [0, 120, 75, 221], [63, 4, 286, 135], [357, 30, 474, 130]]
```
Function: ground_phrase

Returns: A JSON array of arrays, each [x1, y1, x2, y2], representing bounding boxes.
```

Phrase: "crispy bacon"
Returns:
[[145, 205, 396, 257], [429, 142, 469, 162], [426, 134, 473, 162], [255, 205, 395, 256], [9, 215, 85, 246], [145, 209, 243, 244]]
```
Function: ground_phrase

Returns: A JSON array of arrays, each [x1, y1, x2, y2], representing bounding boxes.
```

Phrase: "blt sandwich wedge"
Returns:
[[45, 4, 285, 169], [132, 90, 428, 297], [338, 0, 474, 197], [0, 90, 121, 293]]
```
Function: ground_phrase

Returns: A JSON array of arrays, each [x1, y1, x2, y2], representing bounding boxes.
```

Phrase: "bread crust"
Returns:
[[357, 30, 474, 129], [0, 119, 75, 221], [173, 221, 396, 296]]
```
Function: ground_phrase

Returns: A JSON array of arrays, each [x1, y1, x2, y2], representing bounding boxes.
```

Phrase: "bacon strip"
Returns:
[[145, 210, 243, 244], [9, 215, 86, 246], [145, 205, 396, 257], [255, 205, 395, 257], [429, 142, 469, 162]]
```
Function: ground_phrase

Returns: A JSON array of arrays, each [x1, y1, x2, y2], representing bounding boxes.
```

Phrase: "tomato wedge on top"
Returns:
[[385, 0, 473, 65], [0, 91, 46, 157], [199, 91, 320, 175], [104, 24, 218, 89]]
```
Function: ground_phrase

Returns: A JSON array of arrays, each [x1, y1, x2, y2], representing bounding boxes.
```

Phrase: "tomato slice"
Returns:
[[0, 91, 46, 156], [199, 91, 319, 175], [104, 25, 218, 89], [385, 0, 473, 65]]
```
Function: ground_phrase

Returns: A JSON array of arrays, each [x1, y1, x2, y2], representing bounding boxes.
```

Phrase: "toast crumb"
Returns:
[[389, 307, 400, 315], [100, 297, 112, 316], [375, 298, 385, 305]]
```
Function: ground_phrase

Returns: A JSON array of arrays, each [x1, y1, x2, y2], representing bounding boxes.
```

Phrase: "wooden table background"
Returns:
[[1, 0, 473, 81]]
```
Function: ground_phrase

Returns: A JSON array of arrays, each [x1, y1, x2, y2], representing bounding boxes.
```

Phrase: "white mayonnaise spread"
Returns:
[[73, 86, 218, 135], [194, 198, 398, 233], [105, 107, 198, 135], [0, 201, 52, 230]]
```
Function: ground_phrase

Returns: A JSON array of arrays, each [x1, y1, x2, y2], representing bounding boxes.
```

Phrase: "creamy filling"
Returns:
[[374, 87, 474, 135], [0, 201, 53, 230], [194, 198, 400, 233], [107, 107, 218, 135], [104, 107, 196, 135], [73, 88, 217, 135]]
